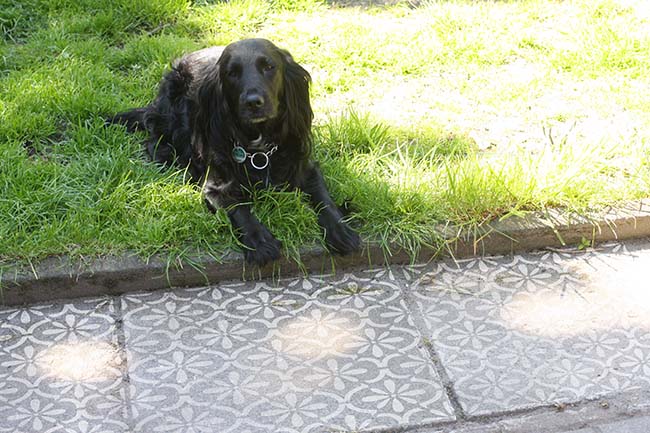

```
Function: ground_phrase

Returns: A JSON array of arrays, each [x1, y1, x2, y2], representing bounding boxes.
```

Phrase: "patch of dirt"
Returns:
[[21, 130, 66, 160]]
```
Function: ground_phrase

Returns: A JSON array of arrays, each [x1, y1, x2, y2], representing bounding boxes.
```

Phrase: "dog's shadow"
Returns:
[[308, 118, 478, 252]]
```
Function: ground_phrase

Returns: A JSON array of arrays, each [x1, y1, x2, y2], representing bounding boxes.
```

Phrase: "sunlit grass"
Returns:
[[1, 0, 649, 268]]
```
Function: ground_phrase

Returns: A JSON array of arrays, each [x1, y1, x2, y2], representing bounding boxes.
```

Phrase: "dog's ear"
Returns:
[[194, 63, 231, 159], [280, 49, 313, 156]]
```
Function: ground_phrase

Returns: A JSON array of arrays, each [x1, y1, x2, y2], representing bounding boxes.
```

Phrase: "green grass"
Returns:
[[1, 0, 650, 268]]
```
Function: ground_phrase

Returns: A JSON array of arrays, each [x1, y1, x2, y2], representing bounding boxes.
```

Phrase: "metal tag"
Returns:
[[232, 146, 247, 163]]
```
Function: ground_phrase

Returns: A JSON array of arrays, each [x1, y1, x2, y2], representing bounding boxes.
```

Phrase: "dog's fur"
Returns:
[[109, 38, 360, 266]]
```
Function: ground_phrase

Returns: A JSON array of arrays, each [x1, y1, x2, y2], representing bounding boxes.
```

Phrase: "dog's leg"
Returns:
[[227, 206, 283, 266], [203, 178, 282, 266], [300, 164, 361, 255]]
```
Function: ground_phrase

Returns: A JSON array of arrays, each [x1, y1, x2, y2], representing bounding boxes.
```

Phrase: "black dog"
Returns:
[[109, 38, 360, 266]]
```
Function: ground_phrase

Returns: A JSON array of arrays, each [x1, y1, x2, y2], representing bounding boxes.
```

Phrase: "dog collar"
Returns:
[[231, 136, 278, 170]]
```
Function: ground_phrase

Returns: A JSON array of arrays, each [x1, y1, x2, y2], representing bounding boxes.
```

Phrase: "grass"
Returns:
[[1, 0, 649, 269]]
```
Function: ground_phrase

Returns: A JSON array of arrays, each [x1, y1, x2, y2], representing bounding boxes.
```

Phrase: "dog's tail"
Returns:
[[106, 107, 149, 133]]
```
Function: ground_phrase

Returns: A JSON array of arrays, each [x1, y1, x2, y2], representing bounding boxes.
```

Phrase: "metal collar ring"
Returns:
[[250, 151, 270, 170]]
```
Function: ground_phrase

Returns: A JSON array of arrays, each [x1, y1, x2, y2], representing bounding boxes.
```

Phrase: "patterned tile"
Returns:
[[122, 271, 455, 432], [408, 241, 650, 416], [598, 415, 650, 433], [0, 298, 128, 432]]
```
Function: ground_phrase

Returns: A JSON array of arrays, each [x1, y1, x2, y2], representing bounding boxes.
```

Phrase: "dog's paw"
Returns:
[[241, 226, 282, 267], [324, 220, 361, 256]]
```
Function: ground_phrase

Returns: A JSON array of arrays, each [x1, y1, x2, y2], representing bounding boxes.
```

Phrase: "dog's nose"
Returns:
[[244, 94, 264, 110]]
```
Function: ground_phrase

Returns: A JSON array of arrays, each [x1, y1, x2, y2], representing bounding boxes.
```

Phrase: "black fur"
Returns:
[[109, 38, 360, 266]]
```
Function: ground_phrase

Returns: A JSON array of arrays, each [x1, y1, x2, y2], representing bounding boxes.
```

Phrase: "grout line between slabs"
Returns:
[[396, 271, 468, 422], [111, 295, 135, 432], [420, 337, 468, 422]]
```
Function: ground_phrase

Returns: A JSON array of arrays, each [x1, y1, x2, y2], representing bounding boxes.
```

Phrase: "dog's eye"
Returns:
[[262, 61, 275, 72], [226, 64, 241, 79]]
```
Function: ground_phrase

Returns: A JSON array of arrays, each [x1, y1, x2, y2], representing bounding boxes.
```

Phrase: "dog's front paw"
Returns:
[[324, 219, 361, 256], [241, 225, 282, 267]]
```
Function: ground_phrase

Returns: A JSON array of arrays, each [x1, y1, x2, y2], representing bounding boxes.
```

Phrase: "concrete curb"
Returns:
[[2, 199, 650, 306]]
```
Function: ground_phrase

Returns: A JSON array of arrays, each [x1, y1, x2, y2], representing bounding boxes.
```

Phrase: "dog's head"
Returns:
[[218, 39, 311, 129], [195, 38, 313, 162], [218, 39, 283, 125]]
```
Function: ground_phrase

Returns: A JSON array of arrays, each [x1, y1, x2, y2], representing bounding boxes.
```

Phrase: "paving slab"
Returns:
[[597, 415, 650, 433], [0, 298, 128, 432], [407, 240, 650, 417], [120, 270, 455, 432]]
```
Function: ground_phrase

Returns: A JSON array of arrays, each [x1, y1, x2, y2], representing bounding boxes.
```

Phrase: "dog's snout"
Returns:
[[244, 94, 265, 110]]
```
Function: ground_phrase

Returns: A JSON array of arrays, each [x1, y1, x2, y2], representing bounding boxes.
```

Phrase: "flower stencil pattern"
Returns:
[[0, 298, 128, 432], [411, 240, 650, 415], [3, 240, 650, 431], [121, 272, 454, 432]]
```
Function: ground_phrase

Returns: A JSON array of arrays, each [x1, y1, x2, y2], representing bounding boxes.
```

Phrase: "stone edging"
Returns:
[[2, 199, 650, 306]]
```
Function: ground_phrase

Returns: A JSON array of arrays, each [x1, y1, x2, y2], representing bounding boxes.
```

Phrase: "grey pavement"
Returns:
[[1, 240, 650, 432]]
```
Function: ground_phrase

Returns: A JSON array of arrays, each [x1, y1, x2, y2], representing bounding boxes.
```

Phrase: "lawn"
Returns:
[[1, 0, 649, 268]]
